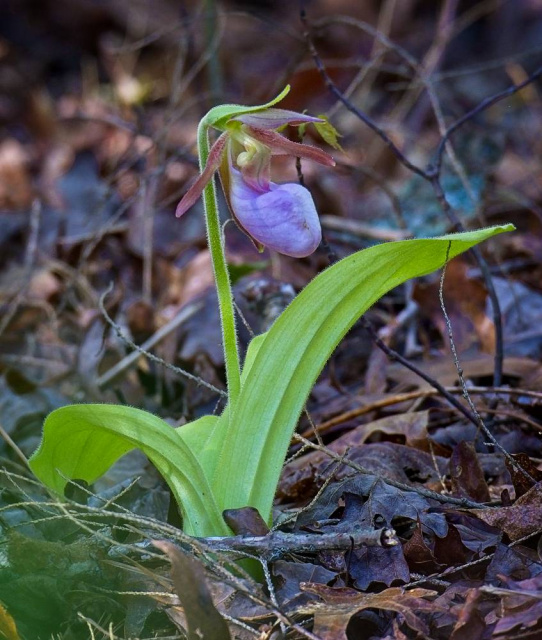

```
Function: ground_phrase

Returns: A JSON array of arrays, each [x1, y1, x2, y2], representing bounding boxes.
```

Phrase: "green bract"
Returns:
[[30, 225, 513, 537], [203, 85, 291, 130]]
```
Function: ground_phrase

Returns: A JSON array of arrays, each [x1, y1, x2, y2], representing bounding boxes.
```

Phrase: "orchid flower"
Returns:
[[176, 106, 335, 257]]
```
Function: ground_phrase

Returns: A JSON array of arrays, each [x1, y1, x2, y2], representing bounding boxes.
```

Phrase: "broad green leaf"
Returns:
[[29, 405, 228, 537], [203, 86, 290, 130], [175, 414, 224, 480], [212, 225, 514, 521], [176, 334, 268, 481]]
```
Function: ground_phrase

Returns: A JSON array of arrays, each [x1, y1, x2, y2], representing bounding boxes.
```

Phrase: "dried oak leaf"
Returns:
[[449, 588, 486, 640], [300, 584, 439, 639], [505, 453, 542, 499], [273, 560, 337, 610], [450, 441, 491, 502], [432, 522, 470, 567], [485, 543, 542, 585], [349, 543, 410, 590], [295, 477, 448, 542], [491, 575, 542, 636], [468, 482, 542, 541], [280, 441, 448, 505], [153, 541, 231, 640], [403, 520, 442, 574]]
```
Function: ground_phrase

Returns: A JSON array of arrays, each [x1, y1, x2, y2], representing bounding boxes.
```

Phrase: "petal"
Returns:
[[175, 132, 228, 217], [231, 108, 324, 129], [229, 168, 321, 258], [245, 126, 335, 167]]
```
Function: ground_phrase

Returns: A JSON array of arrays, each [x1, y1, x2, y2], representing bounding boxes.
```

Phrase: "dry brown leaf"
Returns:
[[153, 541, 232, 640], [468, 482, 542, 541], [301, 584, 439, 638], [0, 604, 20, 640], [0, 139, 33, 210]]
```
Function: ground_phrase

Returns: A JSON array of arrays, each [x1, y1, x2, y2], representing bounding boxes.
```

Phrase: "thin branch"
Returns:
[[300, 10, 427, 179], [97, 283, 227, 397], [199, 526, 398, 562], [439, 241, 534, 482], [300, 10, 542, 395], [300, 386, 542, 439], [430, 64, 542, 175], [359, 316, 479, 428], [429, 174, 505, 388], [295, 434, 489, 510]]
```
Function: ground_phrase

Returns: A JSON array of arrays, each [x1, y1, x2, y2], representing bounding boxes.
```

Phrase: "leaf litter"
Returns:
[[1, 1, 542, 638]]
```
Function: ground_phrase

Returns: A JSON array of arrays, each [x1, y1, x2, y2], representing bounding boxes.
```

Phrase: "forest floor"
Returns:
[[1, 1, 542, 638]]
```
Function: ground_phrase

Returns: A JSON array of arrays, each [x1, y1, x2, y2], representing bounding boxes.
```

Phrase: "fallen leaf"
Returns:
[[223, 506, 269, 535], [468, 482, 542, 541], [153, 541, 231, 640], [349, 543, 410, 590], [485, 543, 542, 585], [0, 604, 20, 640], [450, 441, 491, 502], [403, 520, 442, 574], [449, 588, 486, 640], [505, 453, 542, 499], [301, 584, 439, 638]]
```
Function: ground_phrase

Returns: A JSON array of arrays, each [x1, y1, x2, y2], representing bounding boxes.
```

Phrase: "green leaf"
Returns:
[[203, 86, 290, 130], [29, 405, 229, 536], [313, 115, 344, 151], [212, 225, 514, 521], [176, 333, 268, 482]]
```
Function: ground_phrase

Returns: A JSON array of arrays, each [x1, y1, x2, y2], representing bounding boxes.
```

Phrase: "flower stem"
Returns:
[[197, 121, 241, 406]]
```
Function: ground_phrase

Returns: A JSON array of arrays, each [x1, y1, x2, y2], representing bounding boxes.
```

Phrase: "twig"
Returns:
[[407, 526, 542, 589], [97, 283, 227, 397], [359, 316, 479, 427], [199, 526, 398, 562], [0, 423, 30, 469], [320, 215, 410, 242], [301, 10, 426, 179], [295, 434, 488, 509], [302, 386, 542, 439], [439, 241, 534, 482], [302, 10, 542, 394], [429, 175, 505, 388], [430, 64, 542, 175]]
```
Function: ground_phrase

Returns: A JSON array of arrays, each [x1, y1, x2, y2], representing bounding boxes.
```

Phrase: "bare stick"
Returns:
[[301, 385, 542, 439], [200, 526, 398, 562], [295, 434, 489, 510], [439, 241, 534, 482], [97, 283, 226, 397], [430, 64, 542, 175], [300, 11, 542, 395]]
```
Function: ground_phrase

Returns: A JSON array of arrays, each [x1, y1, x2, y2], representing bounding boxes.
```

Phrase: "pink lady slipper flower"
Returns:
[[176, 98, 335, 258]]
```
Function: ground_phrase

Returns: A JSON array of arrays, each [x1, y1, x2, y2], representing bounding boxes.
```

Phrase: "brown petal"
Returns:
[[245, 126, 336, 167], [175, 132, 229, 217]]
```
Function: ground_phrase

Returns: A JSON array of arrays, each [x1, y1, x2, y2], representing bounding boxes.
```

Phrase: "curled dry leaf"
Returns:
[[450, 441, 491, 502], [491, 574, 542, 636], [153, 541, 231, 640], [505, 453, 542, 499], [468, 482, 542, 541], [0, 604, 20, 640], [301, 584, 440, 639]]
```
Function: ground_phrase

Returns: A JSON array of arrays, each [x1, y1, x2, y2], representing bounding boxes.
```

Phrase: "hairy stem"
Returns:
[[198, 122, 241, 405]]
